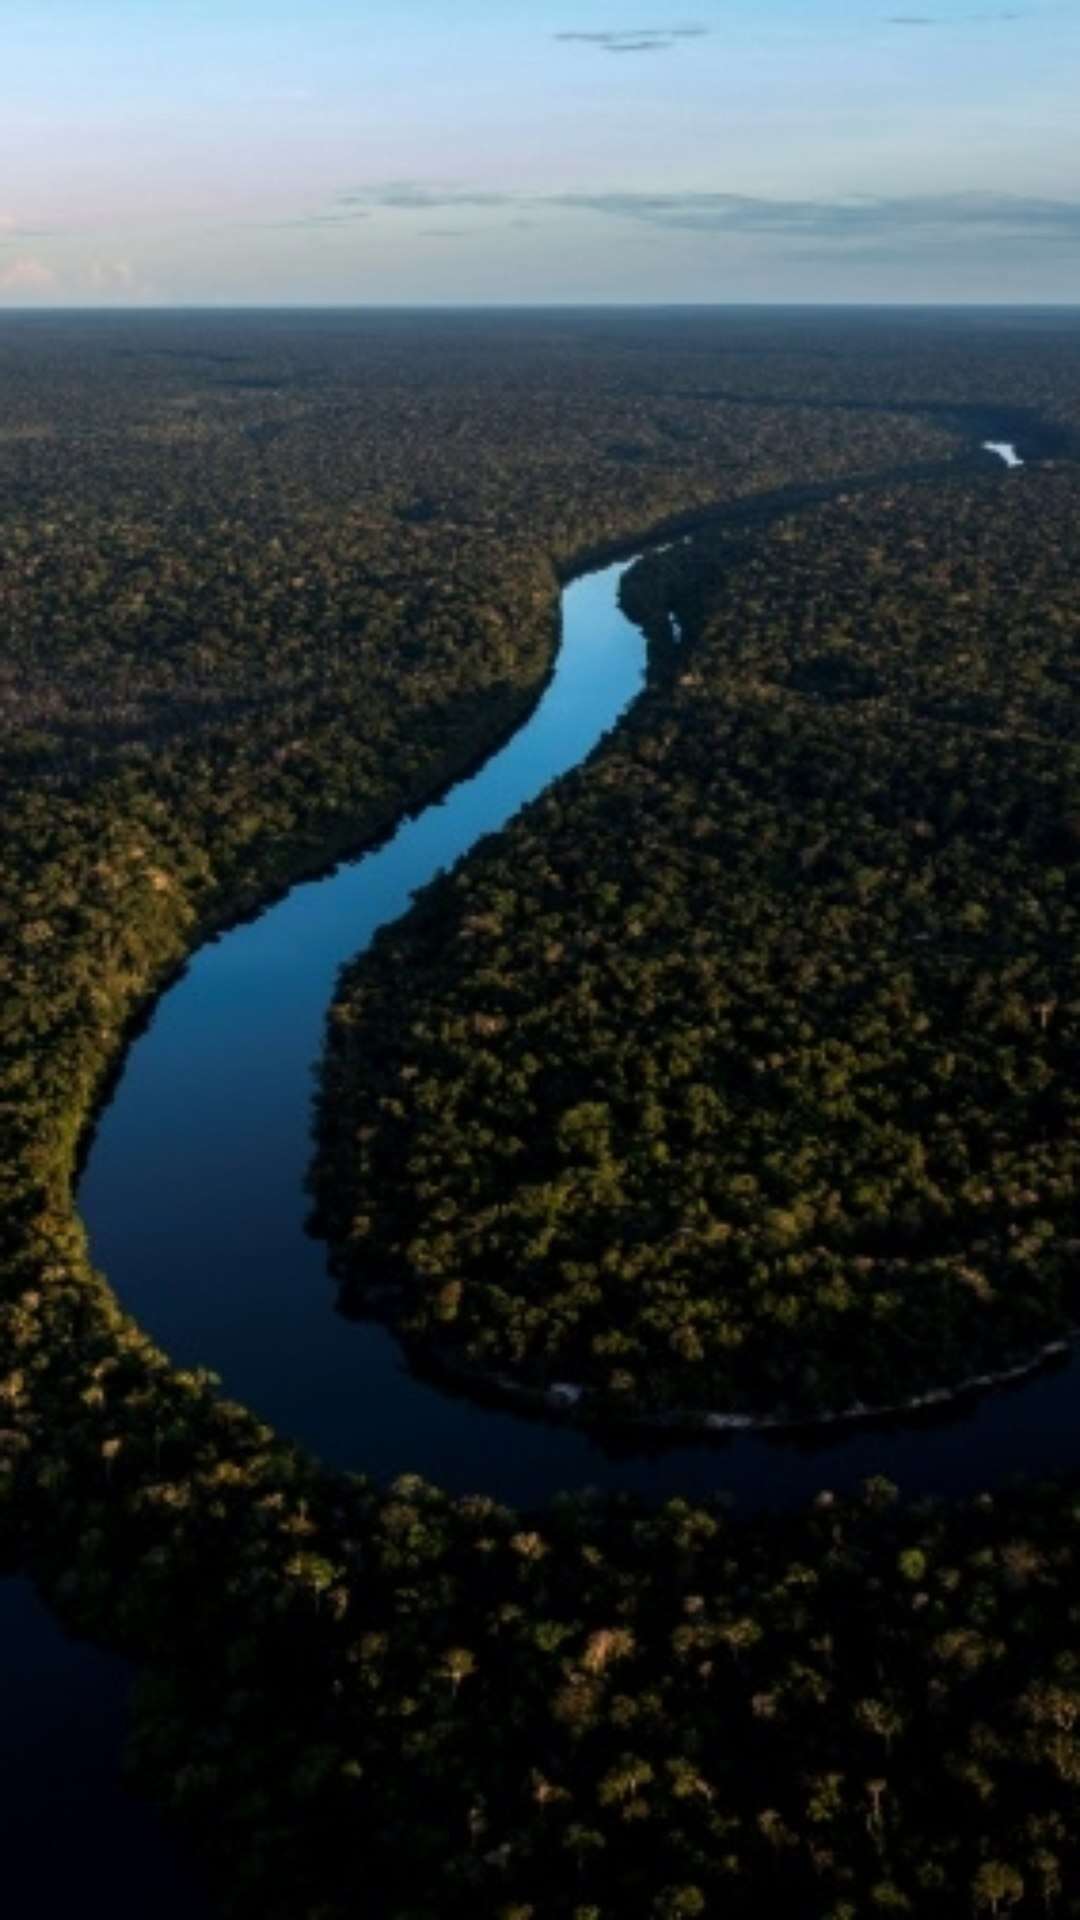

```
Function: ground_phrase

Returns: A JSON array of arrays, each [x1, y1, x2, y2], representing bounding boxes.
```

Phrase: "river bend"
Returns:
[[73, 437, 1080, 1516], [3, 433, 1065, 1908]]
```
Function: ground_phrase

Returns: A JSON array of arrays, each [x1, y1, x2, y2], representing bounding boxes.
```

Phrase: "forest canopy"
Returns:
[[314, 462, 1080, 1423], [3, 310, 1080, 1917]]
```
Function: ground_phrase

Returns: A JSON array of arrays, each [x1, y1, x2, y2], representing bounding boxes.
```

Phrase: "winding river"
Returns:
[[9, 434, 1064, 1902], [73, 433, 1078, 1516]]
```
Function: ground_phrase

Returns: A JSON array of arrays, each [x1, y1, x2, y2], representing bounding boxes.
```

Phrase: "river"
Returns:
[[0, 1578, 209, 1915], [78, 438, 1064, 1517], [6, 434, 1044, 1905], [983, 439, 1024, 468]]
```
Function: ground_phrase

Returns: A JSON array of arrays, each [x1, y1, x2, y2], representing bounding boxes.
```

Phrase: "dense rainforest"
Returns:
[[314, 464, 1080, 1423], [4, 309, 1080, 1916]]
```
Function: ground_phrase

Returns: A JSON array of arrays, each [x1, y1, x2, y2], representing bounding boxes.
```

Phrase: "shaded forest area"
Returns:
[[4, 310, 1080, 1915]]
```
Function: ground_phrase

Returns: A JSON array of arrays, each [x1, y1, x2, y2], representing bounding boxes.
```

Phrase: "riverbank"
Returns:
[[386, 1316, 1073, 1442]]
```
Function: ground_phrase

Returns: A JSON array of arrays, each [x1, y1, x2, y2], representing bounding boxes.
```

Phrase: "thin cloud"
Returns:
[[554, 23, 707, 51], [263, 210, 372, 231], [0, 257, 58, 292], [885, 9, 1023, 20], [338, 183, 1080, 256], [0, 216, 59, 245], [85, 259, 142, 294], [340, 184, 514, 210], [549, 188, 1080, 248]]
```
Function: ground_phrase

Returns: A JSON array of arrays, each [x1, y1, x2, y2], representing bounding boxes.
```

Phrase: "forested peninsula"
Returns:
[[314, 462, 1080, 1426], [5, 311, 1080, 1917]]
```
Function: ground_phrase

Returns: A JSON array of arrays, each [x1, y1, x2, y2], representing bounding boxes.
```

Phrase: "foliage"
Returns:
[[315, 465, 1080, 1419], [3, 310, 1080, 1915]]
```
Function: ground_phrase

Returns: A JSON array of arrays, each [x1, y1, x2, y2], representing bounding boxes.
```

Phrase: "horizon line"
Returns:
[[1, 299, 1079, 316]]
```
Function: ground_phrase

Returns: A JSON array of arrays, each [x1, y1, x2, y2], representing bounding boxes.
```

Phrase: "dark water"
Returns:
[[0, 1578, 207, 1916]]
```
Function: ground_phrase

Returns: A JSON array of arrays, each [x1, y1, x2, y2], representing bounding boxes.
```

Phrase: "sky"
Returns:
[[1, 0, 1077, 306]]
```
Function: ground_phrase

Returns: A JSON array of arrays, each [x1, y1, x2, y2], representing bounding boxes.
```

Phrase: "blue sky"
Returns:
[[1, 0, 1076, 304]]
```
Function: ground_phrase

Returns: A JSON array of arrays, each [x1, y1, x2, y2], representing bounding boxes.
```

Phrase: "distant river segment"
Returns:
[[984, 439, 1023, 467]]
